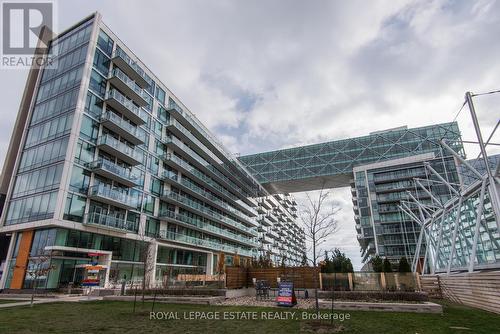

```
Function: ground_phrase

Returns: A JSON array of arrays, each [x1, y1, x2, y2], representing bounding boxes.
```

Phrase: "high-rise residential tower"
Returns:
[[0, 13, 305, 290]]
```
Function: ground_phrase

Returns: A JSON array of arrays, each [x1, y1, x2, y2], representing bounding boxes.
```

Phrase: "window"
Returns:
[[93, 49, 110, 76], [75, 139, 95, 165], [142, 194, 155, 215], [12, 163, 63, 198], [31, 88, 78, 125], [19, 137, 69, 173], [80, 115, 99, 142], [85, 92, 103, 118], [5, 191, 58, 225], [157, 106, 168, 123], [69, 166, 90, 194], [89, 69, 106, 98], [145, 217, 160, 237], [25, 113, 73, 148], [97, 30, 114, 56], [63, 194, 86, 222], [148, 156, 159, 176], [150, 177, 162, 196], [155, 86, 165, 105]]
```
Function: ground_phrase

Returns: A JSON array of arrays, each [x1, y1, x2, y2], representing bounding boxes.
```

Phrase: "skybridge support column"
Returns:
[[446, 196, 463, 274], [432, 212, 447, 274], [468, 179, 487, 273], [466, 91, 500, 226], [423, 218, 435, 274]]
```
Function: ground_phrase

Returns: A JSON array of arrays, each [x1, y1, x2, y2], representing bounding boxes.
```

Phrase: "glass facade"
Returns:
[[353, 156, 460, 264], [239, 123, 464, 193]]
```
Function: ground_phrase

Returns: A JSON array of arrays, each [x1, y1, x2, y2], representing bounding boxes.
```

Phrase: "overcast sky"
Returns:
[[1, 0, 499, 269]]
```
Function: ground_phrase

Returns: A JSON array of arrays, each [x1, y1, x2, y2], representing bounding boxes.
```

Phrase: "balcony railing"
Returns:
[[88, 184, 137, 209], [161, 153, 255, 215], [159, 210, 258, 246], [162, 171, 255, 225], [105, 89, 147, 125], [112, 47, 149, 88], [88, 159, 139, 187], [160, 191, 256, 234], [161, 137, 249, 200], [83, 211, 138, 233], [167, 98, 261, 193], [156, 230, 255, 257], [109, 67, 149, 106], [100, 110, 147, 145], [98, 134, 143, 165]]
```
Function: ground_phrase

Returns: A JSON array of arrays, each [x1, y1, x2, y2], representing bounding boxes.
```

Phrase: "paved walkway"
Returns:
[[0, 295, 102, 309]]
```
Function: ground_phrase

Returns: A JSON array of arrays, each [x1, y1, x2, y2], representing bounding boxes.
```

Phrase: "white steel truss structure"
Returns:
[[401, 92, 500, 274]]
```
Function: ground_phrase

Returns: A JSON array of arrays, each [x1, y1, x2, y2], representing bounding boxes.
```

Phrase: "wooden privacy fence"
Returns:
[[320, 272, 421, 291], [225, 267, 320, 289], [422, 271, 500, 314]]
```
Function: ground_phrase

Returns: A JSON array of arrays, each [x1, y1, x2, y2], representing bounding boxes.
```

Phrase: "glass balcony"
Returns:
[[83, 211, 138, 233], [88, 184, 137, 209], [156, 230, 255, 257], [111, 47, 149, 88], [162, 171, 256, 226], [167, 98, 261, 195], [88, 159, 139, 187], [105, 89, 147, 125], [100, 111, 146, 145], [161, 153, 255, 216], [159, 210, 258, 247], [108, 67, 148, 106], [97, 134, 143, 166], [161, 136, 250, 203], [160, 191, 257, 235]]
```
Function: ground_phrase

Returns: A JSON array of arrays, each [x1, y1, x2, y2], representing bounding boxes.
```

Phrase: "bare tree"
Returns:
[[299, 187, 340, 309], [23, 255, 54, 307], [137, 227, 156, 302]]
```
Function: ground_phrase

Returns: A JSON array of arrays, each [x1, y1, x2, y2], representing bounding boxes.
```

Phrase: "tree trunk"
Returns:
[[313, 239, 319, 311]]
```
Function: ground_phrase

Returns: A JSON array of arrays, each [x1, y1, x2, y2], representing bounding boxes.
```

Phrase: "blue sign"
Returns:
[[277, 281, 297, 307]]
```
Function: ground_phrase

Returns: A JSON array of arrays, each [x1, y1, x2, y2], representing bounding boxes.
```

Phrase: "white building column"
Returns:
[[0, 232, 17, 289], [146, 241, 158, 288], [206, 252, 213, 275]]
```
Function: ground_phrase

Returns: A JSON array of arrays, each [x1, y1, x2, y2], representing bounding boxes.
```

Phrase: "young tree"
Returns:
[[23, 255, 54, 307], [383, 258, 393, 272], [371, 255, 383, 272], [398, 256, 411, 272], [300, 188, 340, 267], [137, 228, 155, 301], [300, 187, 340, 310]]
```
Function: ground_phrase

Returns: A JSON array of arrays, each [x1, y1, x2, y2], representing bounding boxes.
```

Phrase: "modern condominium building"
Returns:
[[255, 193, 305, 265], [352, 153, 460, 265], [0, 13, 305, 290]]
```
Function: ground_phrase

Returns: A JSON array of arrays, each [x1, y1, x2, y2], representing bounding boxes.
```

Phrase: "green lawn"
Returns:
[[0, 300, 498, 333], [0, 299, 26, 304]]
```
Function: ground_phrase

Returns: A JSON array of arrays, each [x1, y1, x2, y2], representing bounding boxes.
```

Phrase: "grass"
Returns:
[[0, 299, 498, 333], [0, 299, 26, 304]]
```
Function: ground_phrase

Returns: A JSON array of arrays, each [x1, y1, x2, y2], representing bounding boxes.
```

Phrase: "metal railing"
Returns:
[[88, 159, 139, 185], [89, 184, 137, 208], [84, 211, 138, 233]]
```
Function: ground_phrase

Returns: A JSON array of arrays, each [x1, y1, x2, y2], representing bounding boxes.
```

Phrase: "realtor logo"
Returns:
[[1, 1, 56, 68]]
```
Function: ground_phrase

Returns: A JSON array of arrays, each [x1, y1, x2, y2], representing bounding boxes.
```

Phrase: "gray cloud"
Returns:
[[1, 0, 499, 269]]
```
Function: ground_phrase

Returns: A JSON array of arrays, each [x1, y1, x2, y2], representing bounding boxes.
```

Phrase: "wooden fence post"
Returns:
[[319, 272, 323, 290], [348, 273, 353, 291], [380, 272, 387, 290]]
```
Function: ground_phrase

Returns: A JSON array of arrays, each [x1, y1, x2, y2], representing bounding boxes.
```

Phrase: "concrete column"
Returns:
[[145, 242, 158, 288], [0, 232, 17, 289], [206, 252, 213, 275]]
